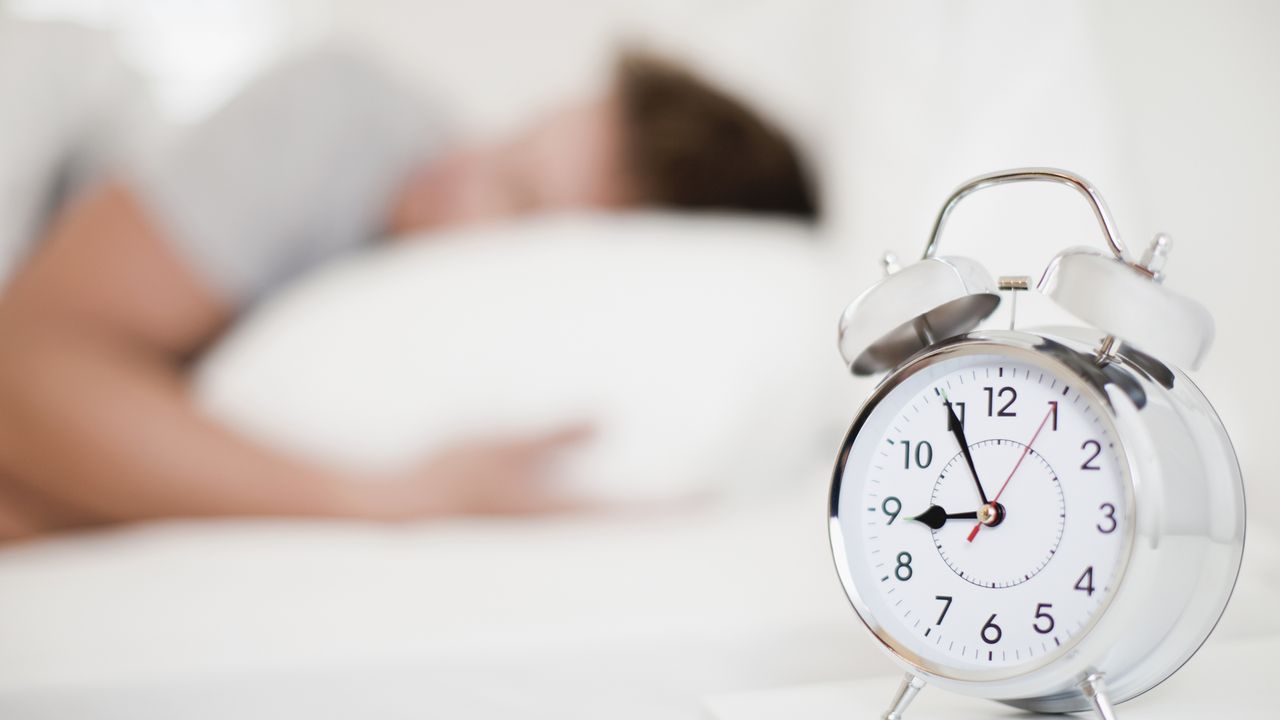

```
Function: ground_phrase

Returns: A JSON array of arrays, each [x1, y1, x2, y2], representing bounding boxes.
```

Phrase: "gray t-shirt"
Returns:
[[0, 18, 153, 287], [129, 49, 443, 306]]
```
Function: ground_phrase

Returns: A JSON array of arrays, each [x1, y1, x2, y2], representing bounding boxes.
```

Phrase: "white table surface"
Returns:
[[705, 631, 1276, 720]]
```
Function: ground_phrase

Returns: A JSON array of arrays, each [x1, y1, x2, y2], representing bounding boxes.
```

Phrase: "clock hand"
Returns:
[[911, 504, 979, 530], [967, 403, 1057, 543], [941, 390, 989, 505]]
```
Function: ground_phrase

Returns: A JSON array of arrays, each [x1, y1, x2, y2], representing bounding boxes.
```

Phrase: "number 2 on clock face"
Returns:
[[835, 352, 1129, 670]]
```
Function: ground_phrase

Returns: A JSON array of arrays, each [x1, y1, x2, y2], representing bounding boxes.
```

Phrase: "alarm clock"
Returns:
[[828, 168, 1244, 719]]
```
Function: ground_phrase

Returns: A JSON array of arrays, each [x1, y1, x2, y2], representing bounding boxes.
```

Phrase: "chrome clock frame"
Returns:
[[829, 329, 1245, 717]]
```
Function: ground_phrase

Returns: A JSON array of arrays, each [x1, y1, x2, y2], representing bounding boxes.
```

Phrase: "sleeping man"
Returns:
[[0, 48, 817, 540]]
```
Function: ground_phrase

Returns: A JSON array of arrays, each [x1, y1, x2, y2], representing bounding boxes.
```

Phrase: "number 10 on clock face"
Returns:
[[830, 349, 1131, 675]]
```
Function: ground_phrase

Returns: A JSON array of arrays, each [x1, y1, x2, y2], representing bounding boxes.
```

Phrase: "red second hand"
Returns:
[[967, 404, 1057, 543]]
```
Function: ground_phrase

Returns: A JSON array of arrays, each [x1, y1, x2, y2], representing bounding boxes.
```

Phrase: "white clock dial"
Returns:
[[832, 351, 1130, 674]]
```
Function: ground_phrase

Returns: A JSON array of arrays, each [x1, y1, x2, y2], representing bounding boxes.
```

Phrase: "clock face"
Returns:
[[831, 348, 1131, 676]]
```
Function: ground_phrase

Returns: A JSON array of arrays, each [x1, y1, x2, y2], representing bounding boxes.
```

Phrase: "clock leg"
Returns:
[[1080, 672, 1118, 720], [881, 672, 926, 720]]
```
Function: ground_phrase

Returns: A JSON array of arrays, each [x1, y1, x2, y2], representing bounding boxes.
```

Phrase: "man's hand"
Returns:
[[358, 425, 593, 520]]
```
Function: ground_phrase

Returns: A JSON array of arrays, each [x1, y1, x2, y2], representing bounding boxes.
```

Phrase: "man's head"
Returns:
[[613, 52, 817, 219], [389, 51, 818, 232]]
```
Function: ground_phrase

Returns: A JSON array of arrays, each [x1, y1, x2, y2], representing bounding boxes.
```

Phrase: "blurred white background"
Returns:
[[0, 1, 1276, 717], [10, 0, 1272, 483]]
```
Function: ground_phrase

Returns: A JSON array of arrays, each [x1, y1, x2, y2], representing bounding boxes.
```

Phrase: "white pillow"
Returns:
[[194, 213, 855, 501]]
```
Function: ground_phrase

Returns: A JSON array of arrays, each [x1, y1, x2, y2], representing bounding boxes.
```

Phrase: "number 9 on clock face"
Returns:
[[830, 348, 1132, 675]]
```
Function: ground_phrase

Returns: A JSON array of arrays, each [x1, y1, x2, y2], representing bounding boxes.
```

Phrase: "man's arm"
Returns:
[[0, 182, 360, 522], [0, 182, 582, 533]]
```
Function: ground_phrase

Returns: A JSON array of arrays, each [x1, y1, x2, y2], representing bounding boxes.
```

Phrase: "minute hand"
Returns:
[[943, 393, 989, 504]]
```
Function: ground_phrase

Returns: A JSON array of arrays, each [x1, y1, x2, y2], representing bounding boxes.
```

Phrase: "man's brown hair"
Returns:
[[615, 52, 818, 220]]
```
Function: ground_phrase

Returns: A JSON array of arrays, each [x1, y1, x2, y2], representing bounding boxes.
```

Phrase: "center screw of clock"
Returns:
[[977, 501, 1006, 527]]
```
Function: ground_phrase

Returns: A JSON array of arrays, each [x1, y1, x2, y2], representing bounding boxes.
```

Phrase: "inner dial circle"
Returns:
[[930, 440, 1066, 588]]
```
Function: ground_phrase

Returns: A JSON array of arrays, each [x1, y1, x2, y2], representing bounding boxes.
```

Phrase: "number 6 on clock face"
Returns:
[[830, 348, 1131, 672]]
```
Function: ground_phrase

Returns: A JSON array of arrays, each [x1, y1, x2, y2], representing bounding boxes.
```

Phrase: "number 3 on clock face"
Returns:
[[830, 349, 1131, 675]]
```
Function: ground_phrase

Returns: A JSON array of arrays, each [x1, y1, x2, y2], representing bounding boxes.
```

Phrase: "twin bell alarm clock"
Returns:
[[827, 168, 1244, 719]]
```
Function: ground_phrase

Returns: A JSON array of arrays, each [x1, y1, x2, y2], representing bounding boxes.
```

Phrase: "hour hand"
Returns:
[[912, 504, 979, 530]]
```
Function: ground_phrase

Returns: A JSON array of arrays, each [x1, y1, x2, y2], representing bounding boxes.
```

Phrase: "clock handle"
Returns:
[[921, 167, 1133, 265], [880, 672, 926, 720]]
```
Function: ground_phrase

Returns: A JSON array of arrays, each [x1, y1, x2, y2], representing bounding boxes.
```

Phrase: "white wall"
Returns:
[[833, 0, 1278, 512], [1096, 0, 1279, 512]]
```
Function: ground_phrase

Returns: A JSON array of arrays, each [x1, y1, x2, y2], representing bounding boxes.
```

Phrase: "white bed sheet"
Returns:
[[705, 632, 1280, 719], [0, 476, 1275, 719], [0, 473, 872, 718]]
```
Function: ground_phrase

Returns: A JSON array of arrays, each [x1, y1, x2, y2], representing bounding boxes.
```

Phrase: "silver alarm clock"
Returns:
[[828, 169, 1244, 719]]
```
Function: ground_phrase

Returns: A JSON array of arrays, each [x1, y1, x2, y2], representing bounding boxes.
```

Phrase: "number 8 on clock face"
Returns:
[[831, 348, 1131, 673]]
